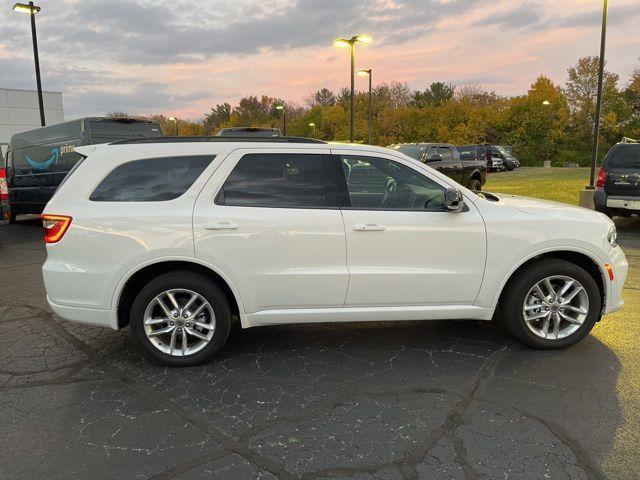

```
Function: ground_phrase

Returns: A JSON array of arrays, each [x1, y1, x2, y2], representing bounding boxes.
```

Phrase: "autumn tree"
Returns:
[[564, 56, 628, 156], [412, 82, 456, 108], [203, 103, 231, 133]]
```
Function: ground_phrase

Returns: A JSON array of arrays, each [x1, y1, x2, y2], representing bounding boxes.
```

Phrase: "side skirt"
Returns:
[[243, 305, 494, 328]]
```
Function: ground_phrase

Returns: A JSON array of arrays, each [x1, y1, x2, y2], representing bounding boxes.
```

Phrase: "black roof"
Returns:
[[110, 136, 326, 145]]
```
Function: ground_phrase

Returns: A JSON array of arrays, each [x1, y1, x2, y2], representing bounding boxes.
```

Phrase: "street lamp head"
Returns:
[[168, 116, 177, 121], [334, 35, 372, 48], [13, 2, 40, 13], [542, 100, 551, 106], [355, 34, 372, 44], [308, 122, 315, 127], [357, 69, 371, 77], [275, 105, 285, 111]]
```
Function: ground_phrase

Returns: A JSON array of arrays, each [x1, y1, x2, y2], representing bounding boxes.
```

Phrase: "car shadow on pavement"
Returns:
[[92, 318, 623, 479]]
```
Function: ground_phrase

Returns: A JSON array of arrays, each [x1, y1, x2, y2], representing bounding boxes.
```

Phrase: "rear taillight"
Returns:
[[0, 168, 8, 201], [596, 167, 606, 188], [41, 214, 72, 243]]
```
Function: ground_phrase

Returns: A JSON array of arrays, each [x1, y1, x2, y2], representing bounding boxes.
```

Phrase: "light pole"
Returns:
[[276, 105, 286, 136], [542, 100, 551, 166], [13, 2, 45, 126], [589, 0, 608, 189], [333, 35, 372, 142], [308, 122, 316, 135], [357, 68, 372, 144], [168, 116, 179, 136]]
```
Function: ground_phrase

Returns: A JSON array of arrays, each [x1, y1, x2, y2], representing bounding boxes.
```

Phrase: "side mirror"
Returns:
[[426, 154, 442, 162], [444, 187, 464, 212]]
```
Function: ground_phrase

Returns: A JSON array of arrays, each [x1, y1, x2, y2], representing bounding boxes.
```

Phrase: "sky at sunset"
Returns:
[[1, 0, 639, 119]]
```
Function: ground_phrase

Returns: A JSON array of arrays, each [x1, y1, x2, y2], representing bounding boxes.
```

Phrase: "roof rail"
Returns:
[[109, 136, 327, 145], [621, 137, 638, 144]]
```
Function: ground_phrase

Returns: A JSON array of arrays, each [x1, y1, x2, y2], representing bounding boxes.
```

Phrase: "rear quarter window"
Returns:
[[90, 155, 214, 202]]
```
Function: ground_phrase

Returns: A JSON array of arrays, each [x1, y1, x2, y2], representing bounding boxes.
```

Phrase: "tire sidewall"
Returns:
[[130, 271, 231, 366], [502, 259, 602, 349], [469, 179, 482, 191]]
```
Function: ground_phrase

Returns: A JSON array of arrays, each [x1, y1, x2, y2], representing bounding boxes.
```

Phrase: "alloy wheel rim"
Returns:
[[522, 275, 589, 340], [143, 288, 216, 356]]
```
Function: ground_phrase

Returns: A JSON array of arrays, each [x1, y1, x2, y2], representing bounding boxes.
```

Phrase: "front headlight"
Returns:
[[607, 225, 618, 247]]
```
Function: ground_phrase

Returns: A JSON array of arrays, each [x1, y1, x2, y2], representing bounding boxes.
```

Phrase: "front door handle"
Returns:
[[353, 223, 385, 232], [204, 221, 239, 230]]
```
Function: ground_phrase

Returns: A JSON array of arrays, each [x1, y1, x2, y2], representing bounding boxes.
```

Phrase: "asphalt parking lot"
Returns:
[[1, 217, 639, 480]]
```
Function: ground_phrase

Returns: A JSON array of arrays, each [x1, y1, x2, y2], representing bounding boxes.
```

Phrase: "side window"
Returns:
[[339, 155, 445, 210], [438, 147, 453, 162], [217, 153, 328, 208], [90, 155, 214, 202]]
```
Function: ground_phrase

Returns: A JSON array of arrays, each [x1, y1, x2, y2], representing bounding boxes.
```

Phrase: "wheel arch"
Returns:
[[115, 259, 244, 330], [470, 169, 483, 181], [493, 248, 607, 313]]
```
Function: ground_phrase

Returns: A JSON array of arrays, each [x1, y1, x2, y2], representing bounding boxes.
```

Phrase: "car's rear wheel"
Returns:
[[130, 271, 231, 366], [500, 259, 601, 349], [614, 210, 632, 218]]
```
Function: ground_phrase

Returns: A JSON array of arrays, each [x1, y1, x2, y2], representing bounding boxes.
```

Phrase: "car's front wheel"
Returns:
[[130, 271, 231, 366], [500, 259, 601, 349]]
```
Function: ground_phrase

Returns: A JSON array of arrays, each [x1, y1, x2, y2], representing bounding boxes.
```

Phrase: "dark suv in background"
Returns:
[[489, 145, 520, 170], [595, 140, 640, 218], [389, 143, 486, 190]]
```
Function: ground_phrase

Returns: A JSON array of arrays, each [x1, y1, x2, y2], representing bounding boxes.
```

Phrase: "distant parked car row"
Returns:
[[388, 143, 520, 191], [457, 144, 520, 171], [389, 143, 487, 191]]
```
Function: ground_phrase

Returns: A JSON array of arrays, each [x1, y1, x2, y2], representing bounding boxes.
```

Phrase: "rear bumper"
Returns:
[[47, 295, 118, 329], [595, 189, 640, 211]]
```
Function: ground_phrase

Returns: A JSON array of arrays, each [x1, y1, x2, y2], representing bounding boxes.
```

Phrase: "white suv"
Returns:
[[42, 138, 628, 366]]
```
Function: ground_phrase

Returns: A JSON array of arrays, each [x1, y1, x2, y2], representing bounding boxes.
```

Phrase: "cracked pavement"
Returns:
[[1, 217, 639, 480]]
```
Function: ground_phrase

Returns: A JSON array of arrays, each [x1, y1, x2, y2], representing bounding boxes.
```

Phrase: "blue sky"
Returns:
[[1, 0, 638, 118]]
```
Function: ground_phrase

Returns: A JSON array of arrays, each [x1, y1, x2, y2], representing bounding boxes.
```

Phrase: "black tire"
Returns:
[[614, 210, 631, 218], [130, 270, 231, 366], [500, 259, 601, 349], [468, 179, 482, 191], [595, 205, 613, 219]]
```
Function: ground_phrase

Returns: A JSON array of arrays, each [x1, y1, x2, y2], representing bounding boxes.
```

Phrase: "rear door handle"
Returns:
[[353, 223, 385, 232], [204, 221, 239, 230]]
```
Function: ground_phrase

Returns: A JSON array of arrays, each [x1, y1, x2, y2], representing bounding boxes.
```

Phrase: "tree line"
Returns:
[[129, 56, 640, 167]]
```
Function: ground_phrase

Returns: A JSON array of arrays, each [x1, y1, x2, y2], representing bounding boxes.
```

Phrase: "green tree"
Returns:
[[412, 82, 456, 107], [203, 103, 231, 133], [623, 63, 640, 139], [501, 76, 569, 165], [564, 56, 628, 157], [308, 88, 336, 107]]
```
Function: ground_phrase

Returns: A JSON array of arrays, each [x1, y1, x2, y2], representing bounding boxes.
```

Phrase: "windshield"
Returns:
[[607, 145, 640, 169], [390, 144, 425, 160]]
